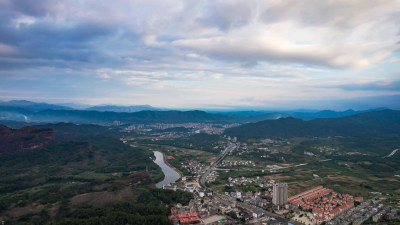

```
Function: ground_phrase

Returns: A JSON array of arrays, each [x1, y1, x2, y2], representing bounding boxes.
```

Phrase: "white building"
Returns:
[[236, 191, 242, 199], [253, 210, 264, 218]]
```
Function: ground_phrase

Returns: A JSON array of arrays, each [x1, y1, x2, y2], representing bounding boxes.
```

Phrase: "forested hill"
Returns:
[[224, 109, 400, 140], [37, 122, 118, 141], [0, 122, 193, 224], [0, 125, 54, 154]]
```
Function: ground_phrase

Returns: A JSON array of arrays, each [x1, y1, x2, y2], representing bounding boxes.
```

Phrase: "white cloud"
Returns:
[[1, 0, 400, 108], [2, 0, 399, 70], [171, 0, 399, 69], [389, 57, 400, 64]]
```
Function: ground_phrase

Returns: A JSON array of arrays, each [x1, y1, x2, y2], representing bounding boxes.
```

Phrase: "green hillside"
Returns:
[[0, 123, 191, 225], [224, 109, 400, 140]]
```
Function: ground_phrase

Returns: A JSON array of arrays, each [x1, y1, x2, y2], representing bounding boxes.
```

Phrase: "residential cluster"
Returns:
[[232, 140, 288, 158], [204, 171, 219, 183], [227, 176, 273, 188], [164, 177, 289, 223], [165, 170, 399, 225], [235, 146, 250, 156], [181, 160, 207, 175], [225, 181, 289, 210], [288, 186, 360, 223], [219, 160, 256, 167], [328, 199, 399, 225], [167, 189, 281, 224], [234, 142, 277, 157], [315, 146, 338, 153], [169, 207, 200, 224], [165, 186, 235, 224], [179, 160, 220, 184], [224, 190, 271, 208], [124, 123, 239, 135]]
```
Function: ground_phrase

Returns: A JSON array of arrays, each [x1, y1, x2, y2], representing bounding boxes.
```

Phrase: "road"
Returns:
[[273, 159, 332, 172], [199, 142, 236, 187], [384, 148, 399, 158], [199, 142, 298, 225]]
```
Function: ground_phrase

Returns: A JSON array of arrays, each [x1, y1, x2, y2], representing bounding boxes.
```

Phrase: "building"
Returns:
[[272, 183, 288, 207], [355, 196, 364, 202], [253, 210, 264, 218], [170, 207, 200, 224], [288, 186, 356, 222]]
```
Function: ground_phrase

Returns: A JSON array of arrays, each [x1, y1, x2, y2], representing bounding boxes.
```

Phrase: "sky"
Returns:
[[0, 0, 399, 110]]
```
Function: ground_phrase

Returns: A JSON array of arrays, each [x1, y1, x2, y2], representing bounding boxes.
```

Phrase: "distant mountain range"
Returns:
[[86, 105, 160, 112], [0, 107, 233, 124], [218, 108, 387, 121], [0, 100, 73, 110], [0, 100, 161, 112], [284, 109, 371, 120], [0, 100, 393, 124], [224, 109, 400, 140]]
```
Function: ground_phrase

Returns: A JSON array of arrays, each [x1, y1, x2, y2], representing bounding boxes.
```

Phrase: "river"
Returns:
[[153, 151, 181, 188]]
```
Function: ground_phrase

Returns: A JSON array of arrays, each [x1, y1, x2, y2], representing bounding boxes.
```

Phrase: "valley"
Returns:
[[0, 109, 400, 224]]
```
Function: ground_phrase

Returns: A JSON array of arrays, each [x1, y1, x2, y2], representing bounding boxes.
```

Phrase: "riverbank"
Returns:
[[153, 151, 181, 188], [162, 153, 184, 178]]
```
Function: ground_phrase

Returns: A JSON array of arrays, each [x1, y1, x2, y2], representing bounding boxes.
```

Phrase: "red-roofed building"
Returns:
[[171, 207, 178, 215], [289, 186, 358, 223], [177, 213, 200, 224], [170, 207, 200, 224], [355, 196, 364, 202]]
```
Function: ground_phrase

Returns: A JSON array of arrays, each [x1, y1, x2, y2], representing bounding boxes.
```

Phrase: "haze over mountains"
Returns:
[[0, 100, 160, 112], [86, 105, 160, 112], [0, 100, 392, 125], [3, 100, 398, 141], [0, 100, 73, 111]]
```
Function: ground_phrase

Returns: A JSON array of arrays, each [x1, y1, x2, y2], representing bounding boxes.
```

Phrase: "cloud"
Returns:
[[0, 0, 398, 70], [0, 0, 399, 108], [172, 31, 387, 69], [8, 0, 57, 17], [173, 0, 400, 69], [195, 0, 257, 31], [389, 57, 400, 64], [335, 80, 400, 92]]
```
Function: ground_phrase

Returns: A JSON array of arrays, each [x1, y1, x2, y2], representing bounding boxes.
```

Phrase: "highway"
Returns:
[[199, 141, 299, 225], [199, 142, 236, 187]]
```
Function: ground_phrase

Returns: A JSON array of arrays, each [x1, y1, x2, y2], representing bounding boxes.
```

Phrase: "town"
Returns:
[[155, 139, 400, 225]]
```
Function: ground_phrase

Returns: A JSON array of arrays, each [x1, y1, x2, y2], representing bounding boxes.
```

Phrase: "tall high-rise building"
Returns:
[[272, 183, 288, 206]]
